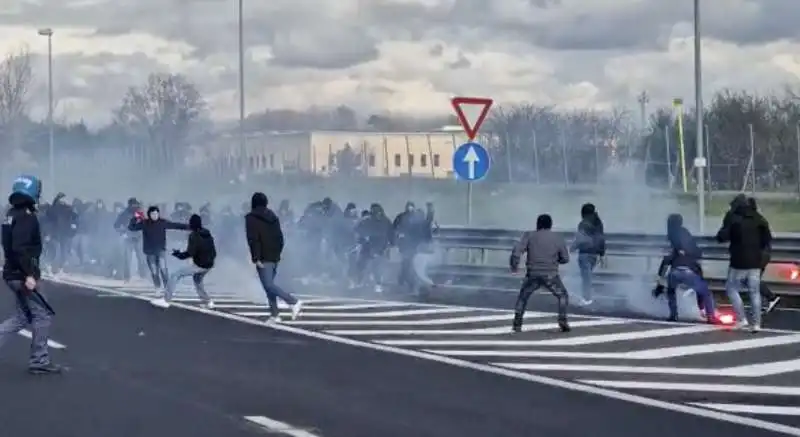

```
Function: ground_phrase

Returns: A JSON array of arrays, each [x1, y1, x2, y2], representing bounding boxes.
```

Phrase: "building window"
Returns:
[[269, 153, 275, 168], [249, 156, 255, 169], [433, 154, 440, 167], [420, 154, 428, 167], [408, 154, 414, 168], [261, 155, 267, 168], [368, 154, 376, 167], [394, 154, 401, 167]]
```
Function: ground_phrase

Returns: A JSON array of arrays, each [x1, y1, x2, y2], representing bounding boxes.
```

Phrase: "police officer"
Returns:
[[0, 175, 62, 374]]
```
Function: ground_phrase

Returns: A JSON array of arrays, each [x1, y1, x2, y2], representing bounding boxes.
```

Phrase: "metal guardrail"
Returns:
[[429, 226, 800, 298]]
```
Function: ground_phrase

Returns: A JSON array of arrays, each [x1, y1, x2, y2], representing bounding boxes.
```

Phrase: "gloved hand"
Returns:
[[652, 283, 665, 298]]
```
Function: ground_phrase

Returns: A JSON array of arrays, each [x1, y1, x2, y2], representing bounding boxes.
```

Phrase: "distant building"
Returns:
[[206, 130, 471, 178]]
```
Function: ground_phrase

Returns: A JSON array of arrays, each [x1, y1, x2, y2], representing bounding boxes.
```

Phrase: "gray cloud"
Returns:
[[0, 0, 797, 126]]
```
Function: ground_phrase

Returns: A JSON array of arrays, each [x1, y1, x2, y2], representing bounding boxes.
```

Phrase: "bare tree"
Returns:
[[0, 47, 33, 152], [113, 72, 207, 170], [639, 88, 800, 190]]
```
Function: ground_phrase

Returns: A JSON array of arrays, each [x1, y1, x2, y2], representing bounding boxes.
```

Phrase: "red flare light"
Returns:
[[717, 312, 736, 325]]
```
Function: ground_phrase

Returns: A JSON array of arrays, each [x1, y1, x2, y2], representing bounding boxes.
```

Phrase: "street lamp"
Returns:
[[237, 0, 246, 175], [693, 0, 707, 233], [37, 28, 55, 189]]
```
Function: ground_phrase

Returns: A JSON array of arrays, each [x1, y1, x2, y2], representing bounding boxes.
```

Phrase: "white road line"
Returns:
[[718, 358, 800, 377], [691, 403, 800, 416], [236, 307, 470, 318], [49, 277, 800, 436], [18, 330, 66, 349], [244, 416, 321, 437], [284, 313, 549, 326], [581, 380, 800, 396], [362, 319, 627, 338], [513, 325, 717, 346], [424, 333, 800, 359], [494, 363, 743, 376], [378, 323, 701, 346], [295, 302, 406, 310], [623, 334, 800, 359]]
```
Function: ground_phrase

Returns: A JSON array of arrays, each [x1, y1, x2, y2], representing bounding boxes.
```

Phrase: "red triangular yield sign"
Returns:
[[451, 97, 493, 140]]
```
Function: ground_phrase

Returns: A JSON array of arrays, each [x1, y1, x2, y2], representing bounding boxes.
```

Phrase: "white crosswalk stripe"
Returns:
[[60, 274, 800, 426]]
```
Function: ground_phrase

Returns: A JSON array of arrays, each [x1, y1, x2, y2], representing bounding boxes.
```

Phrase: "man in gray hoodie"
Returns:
[[510, 214, 570, 333]]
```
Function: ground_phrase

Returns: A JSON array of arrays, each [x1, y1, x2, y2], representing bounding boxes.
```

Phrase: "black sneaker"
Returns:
[[558, 320, 571, 332], [511, 325, 522, 333], [28, 363, 64, 375]]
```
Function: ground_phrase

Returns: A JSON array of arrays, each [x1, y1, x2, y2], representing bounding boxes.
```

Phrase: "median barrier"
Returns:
[[430, 226, 800, 299]]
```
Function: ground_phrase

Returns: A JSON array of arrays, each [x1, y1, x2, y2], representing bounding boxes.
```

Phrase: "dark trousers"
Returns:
[[513, 272, 569, 328]]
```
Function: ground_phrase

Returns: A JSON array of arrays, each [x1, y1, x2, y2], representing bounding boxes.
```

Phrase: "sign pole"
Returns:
[[450, 96, 493, 226]]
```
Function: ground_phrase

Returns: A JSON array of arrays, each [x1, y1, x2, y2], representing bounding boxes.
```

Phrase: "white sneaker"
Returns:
[[750, 324, 761, 333], [580, 298, 593, 306], [374, 284, 384, 293], [205, 300, 215, 310], [735, 321, 750, 330], [150, 297, 170, 309], [268, 316, 283, 323], [291, 301, 303, 320]]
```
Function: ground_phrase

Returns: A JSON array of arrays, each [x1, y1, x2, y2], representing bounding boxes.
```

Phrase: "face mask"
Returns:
[[149, 211, 159, 221]]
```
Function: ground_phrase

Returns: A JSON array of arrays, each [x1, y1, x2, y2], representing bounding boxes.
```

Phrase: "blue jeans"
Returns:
[[577, 253, 598, 300], [0, 280, 53, 366], [257, 263, 297, 317], [726, 268, 762, 326], [165, 265, 211, 302], [145, 251, 169, 288], [667, 267, 714, 319]]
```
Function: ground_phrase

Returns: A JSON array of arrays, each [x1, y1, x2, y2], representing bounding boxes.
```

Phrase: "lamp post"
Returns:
[[237, 0, 246, 175], [693, 0, 707, 233], [37, 28, 55, 187]]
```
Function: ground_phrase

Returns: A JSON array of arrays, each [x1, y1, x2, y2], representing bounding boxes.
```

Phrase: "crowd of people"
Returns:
[[510, 195, 780, 333], [0, 170, 785, 374]]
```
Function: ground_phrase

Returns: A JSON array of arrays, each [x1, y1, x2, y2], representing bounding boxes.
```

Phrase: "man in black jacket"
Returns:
[[716, 198, 772, 332], [128, 205, 189, 292], [245, 192, 303, 322], [151, 214, 216, 310], [0, 175, 62, 374]]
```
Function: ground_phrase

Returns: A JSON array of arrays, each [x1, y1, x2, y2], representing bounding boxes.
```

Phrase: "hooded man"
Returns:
[[245, 192, 303, 322], [353, 203, 393, 292], [570, 203, 605, 306], [151, 214, 216, 310], [716, 194, 772, 331], [655, 213, 716, 323], [113, 197, 147, 281], [45, 192, 78, 273], [128, 205, 190, 292], [0, 175, 62, 374]]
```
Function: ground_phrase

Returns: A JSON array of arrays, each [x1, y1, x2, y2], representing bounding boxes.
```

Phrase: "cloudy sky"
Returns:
[[1, 0, 799, 127]]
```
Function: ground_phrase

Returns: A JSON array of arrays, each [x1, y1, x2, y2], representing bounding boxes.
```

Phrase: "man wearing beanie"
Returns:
[[245, 192, 303, 322], [151, 214, 217, 309], [509, 213, 571, 333]]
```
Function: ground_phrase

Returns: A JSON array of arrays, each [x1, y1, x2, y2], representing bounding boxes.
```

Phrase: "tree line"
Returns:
[[2, 46, 800, 191]]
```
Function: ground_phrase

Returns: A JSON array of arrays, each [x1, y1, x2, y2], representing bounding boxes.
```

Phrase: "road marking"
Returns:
[[234, 307, 470, 318], [18, 329, 66, 349], [581, 380, 800, 396], [285, 313, 548, 326], [622, 334, 800, 359], [691, 403, 800, 416], [243, 416, 321, 437], [354, 319, 626, 337], [378, 324, 710, 346], [424, 333, 800, 359], [716, 358, 800, 377], [48, 277, 800, 436]]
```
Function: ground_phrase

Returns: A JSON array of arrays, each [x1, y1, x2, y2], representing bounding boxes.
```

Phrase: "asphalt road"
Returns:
[[0, 280, 786, 437]]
